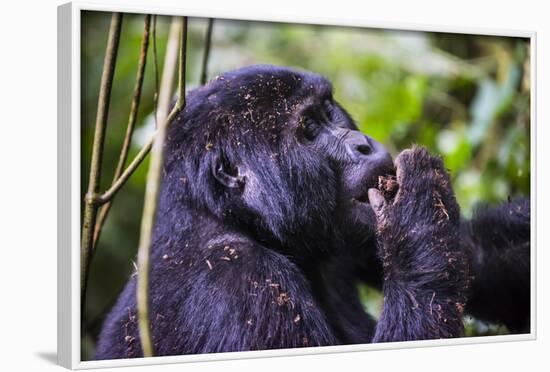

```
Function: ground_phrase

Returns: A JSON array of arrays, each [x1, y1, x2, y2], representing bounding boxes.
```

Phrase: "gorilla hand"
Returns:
[[368, 146, 469, 341]]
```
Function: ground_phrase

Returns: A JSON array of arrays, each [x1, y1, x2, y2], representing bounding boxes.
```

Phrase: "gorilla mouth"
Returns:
[[352, 166, 396, 206], [351, 176, 380, 205]]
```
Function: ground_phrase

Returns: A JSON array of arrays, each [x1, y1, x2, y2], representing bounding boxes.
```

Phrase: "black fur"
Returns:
[[95, 65, 530, 359], [461, 198, 531, 332]]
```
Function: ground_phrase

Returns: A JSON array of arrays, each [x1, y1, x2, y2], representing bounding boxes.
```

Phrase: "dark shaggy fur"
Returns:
[[95, 65, 530, 360], [461, 198, 531, 332]]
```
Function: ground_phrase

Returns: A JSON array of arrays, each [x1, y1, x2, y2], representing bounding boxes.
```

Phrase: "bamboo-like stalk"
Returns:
[[80, 13, 123, 303], [96, 137, 153, 204], [92, 15, 152, 249], [200, 18, 214, 85], [151, 15, 160, 126], [136, 16, 187, 358], [94, 15, 181, 206], [156, 17, 182, 126]]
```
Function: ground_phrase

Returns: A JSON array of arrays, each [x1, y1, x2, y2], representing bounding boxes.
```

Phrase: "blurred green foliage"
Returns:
[[80, 11, 530, 358]]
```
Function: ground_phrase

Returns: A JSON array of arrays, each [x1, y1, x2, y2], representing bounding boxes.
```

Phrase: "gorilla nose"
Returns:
[[346, 131, 389, 163]]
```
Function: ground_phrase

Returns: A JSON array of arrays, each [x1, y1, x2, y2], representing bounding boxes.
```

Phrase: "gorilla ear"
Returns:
[[211, 153, 246, 189]]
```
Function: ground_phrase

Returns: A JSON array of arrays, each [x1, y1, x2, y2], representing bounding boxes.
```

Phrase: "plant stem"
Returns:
[[152, 15, 160, 127], [156, 17, 181, 126], [96, 137, 153, 204], [97, 14, 182, 206], [200, 18, 214, 85], [136, 16, 187, 358], [93, 14, 151, 249], [81, 12, 123, 303]]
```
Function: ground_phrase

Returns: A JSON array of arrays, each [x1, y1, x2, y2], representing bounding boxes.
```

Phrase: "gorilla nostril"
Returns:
[[356, 144, 372, 156]]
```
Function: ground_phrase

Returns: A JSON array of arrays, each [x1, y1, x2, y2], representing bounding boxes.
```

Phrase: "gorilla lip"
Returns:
[[351, 176, 379, 205], [352, 190, 371, 204]]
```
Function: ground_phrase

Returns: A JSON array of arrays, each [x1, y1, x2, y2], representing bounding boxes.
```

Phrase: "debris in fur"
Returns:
[[276, 292, 293, 307], [378, 174, 399, 200], [205, 259, 213, 270], [434, 195, 450, 220]]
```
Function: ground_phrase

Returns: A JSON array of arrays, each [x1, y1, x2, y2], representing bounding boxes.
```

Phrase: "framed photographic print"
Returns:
[[57, 1, 535, 369]]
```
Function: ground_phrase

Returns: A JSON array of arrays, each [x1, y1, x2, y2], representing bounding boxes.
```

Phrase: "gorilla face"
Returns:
[[164, 65, 393, 257], [295, 93, 394, 244]]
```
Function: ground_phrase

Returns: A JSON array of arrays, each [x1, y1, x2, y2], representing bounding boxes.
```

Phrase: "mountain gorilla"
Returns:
[[96, 65, 530, 359]]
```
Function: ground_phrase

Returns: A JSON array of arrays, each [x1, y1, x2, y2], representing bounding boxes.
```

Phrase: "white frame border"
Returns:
[[57, 1, 537, 369]]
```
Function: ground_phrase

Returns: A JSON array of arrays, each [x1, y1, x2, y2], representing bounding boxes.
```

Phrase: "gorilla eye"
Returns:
[[303, 117, 321, 141]]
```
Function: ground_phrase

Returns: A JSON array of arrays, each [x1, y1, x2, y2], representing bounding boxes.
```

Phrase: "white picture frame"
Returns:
[[57, 1, 537, 369]]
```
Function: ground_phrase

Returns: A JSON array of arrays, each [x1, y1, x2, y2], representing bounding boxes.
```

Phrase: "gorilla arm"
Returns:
[[461, 198, 531, 333]]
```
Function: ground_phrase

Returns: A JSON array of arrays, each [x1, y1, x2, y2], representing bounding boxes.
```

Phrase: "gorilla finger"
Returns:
[[394, 146, 435, 198], [368, 188, 386, 217]]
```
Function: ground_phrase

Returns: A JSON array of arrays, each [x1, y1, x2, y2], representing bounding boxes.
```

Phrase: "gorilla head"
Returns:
[[162, 65, 393, 259]]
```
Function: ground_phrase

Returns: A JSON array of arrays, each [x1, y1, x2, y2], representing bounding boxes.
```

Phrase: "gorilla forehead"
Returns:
[[210, 64, 333, 106], [168, 65, 334, 156], [198, 65, 332, 131]]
